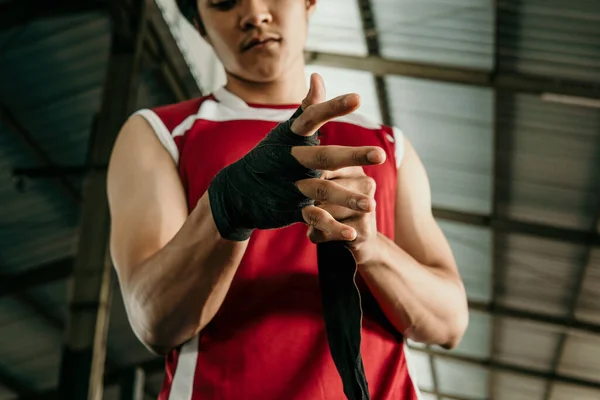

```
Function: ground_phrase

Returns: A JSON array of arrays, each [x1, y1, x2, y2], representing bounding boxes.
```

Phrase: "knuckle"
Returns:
[[347, 197, 356, 210], [315, 182, 329, 201], [300, 116, 313, 131], [351, 229, 366, 244], [301, 98, 311, 111], [330, 99, 341, 114], [314, 150, 330, 169], [364, 177, 376, 194], [303, 209, 318, 227], [298, 110, 315, 130], [352, 150, 362, 165]]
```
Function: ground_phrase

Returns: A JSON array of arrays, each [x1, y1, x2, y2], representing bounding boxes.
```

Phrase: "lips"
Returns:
[[241, 35, 281, 52]]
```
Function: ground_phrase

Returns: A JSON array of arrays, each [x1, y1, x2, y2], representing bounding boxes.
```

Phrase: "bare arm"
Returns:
[[107, 115, 248, 354], [358, 138, 469, 348]]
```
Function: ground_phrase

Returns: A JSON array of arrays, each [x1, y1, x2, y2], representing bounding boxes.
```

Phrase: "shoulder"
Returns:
[[129, 95, 214, 165], [134, 96, 211, 132]]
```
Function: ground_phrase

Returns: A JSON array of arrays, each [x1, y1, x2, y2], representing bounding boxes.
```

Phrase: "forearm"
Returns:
[[121, 193, 248, 353], [359, 233, 468, 348]]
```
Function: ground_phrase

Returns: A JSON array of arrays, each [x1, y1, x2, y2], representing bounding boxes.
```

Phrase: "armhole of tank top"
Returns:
[[393, 126, 405, 170], [133, 109, 179, 165], [402, 341, 424, 400]]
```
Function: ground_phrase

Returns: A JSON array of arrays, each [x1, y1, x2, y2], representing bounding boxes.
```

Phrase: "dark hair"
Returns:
[[176, 0, 198, 23], [176, 0, 207, 35]]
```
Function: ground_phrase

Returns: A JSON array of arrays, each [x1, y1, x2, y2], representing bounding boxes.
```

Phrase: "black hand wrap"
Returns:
[[208, 107, 322, 241], [318, 242, 370, 400]]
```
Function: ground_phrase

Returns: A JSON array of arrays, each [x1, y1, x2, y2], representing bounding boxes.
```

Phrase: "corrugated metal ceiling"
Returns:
[[374, 0, 495, 70], [0, 0, 599, 398], [498, 0, 600, 83]]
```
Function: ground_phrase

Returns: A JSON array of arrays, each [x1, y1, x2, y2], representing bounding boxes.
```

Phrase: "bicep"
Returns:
[[394, 137, 458, 277], [107, 115, 188, 282]]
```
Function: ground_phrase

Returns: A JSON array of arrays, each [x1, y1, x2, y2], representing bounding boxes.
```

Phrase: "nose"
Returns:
[[239, 0, 273, 31]]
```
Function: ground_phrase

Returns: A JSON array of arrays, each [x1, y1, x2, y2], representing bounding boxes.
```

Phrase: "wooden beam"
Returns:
[[542, 201, 600, 399], [305, 52, 600, 100], [468, 301, 600, 336], [0, 0, 104, 31], [120, 368, 145, 400], [0, 365, 32, 397], [56, 0, 147, 398], [413, 346, 600, 390], [421, 388, 483, 400], [0, 258, 73, 297], [433, 208, 599, 246], [0, 104, 80, 204], [145, 0, 202, 99], [488, 3, 503, 397]]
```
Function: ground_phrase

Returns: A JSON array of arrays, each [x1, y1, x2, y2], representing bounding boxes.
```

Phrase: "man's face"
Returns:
[[197, 0, 314, 82]]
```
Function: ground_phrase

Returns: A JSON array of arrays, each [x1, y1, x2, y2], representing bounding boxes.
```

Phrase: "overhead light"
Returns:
[[541, 93, 600, 109]]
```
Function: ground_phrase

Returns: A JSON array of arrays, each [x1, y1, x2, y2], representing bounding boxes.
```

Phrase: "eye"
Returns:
[[209, 0, 237, 11]]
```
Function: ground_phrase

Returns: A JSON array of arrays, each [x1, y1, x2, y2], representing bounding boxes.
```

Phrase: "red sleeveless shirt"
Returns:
[[134, 88, 422, 400]]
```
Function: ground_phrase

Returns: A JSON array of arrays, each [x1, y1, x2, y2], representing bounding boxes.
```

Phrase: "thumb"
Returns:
[[302, 73, 326, 111]]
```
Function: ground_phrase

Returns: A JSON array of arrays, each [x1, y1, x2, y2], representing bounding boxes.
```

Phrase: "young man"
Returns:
[[107, 0, 469, 398]]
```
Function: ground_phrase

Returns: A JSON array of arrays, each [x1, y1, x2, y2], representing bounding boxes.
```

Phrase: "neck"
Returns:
[[223, 58, 307, 105]]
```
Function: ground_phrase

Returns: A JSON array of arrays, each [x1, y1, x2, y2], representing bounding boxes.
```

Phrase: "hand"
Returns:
[[291, 74, 386, 246], [300, 166, 380, 264], [207, 72, 386, 241]]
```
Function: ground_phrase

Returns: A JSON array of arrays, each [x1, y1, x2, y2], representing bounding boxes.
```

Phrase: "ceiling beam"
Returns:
[[542, 200, 600, 399], [0, 104, 80, 204], [357, 0, 392, 127], [144, 1, 202, 100], [469, 300, 600, 336], [57, 0, 147, 397], [488, 2, 503, 398], [119, 367, 145, 400], [0, 0, 105, 31], [433, 208, 600, 247], [305, 52, 600, 100], [0, 365, 32, 397], [413, 346, 600, 391], [0, 258, 73, 298], [421, 388, 482, 400]]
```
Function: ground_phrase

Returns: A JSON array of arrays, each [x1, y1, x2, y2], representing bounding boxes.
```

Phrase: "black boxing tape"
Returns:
[[207, 107, 322, 241]]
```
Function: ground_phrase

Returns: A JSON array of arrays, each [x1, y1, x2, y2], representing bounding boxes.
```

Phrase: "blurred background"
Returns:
[[0, 0, 599, 399]]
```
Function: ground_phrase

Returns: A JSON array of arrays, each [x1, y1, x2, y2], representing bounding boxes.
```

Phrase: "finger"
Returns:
[[292, 145, 386, 171], [291, 74, 325, 120], [318, 176, 377, 197], [301, 73, 326, 111], [302, 206, 357, 241], [316, 203, 359, 221], [321, 166, 365, 180], [296, 179, 374, 211], [291, 93, 360, 137]]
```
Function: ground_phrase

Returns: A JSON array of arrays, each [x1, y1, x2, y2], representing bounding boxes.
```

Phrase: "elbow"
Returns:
[[129, 302, 203, 356], [405, 298, 469, 350], [134, 322, 177, 356], [123, 293, 184, 356], [440, 303, 469, 350]]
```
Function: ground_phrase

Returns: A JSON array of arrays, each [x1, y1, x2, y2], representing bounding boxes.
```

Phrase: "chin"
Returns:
[[235, 54, 290, 83]]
